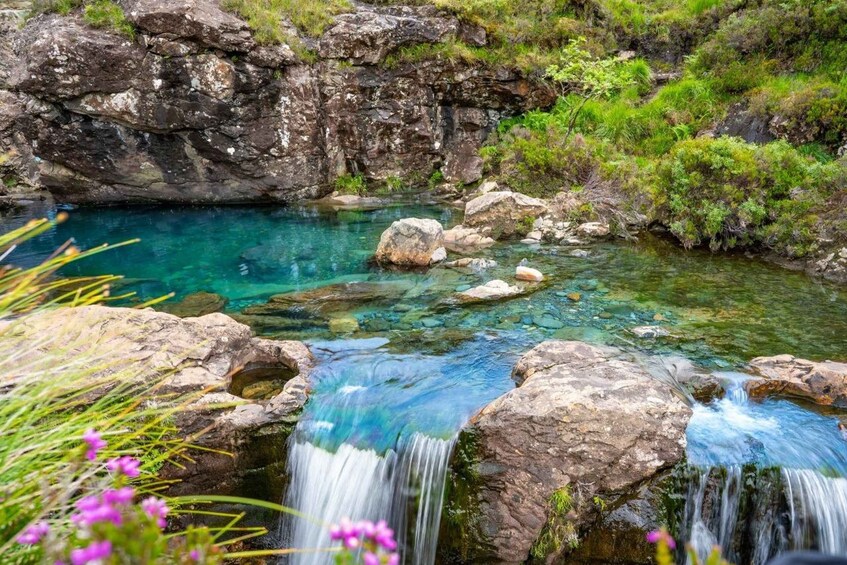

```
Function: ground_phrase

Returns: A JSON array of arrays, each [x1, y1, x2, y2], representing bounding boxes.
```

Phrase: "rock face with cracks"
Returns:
[[1, 305, 314, 495], [1, 0, 552, 203], [449, 340, 691, 563]]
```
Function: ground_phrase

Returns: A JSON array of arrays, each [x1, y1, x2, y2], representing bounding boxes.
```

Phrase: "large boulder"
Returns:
[[745, 354, 847, 407], [463, 191, 548, 239], [445, 341, 691, 563], [1, 305, 313, 496], [374, 218, 445, 266]]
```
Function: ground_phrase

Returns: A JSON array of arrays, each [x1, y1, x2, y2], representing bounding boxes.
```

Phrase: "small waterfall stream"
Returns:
[[278, 334, 524, 564], [283, 434, 456, 565], [682, 373, 847, 563]]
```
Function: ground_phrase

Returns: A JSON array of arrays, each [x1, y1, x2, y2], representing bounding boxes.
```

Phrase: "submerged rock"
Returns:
[[631, 325, 671, 338], [157, 291, 228, 317], [456, 279, 524, 302], [446, 341, 691, 563], [443, 257, 497, 271], [463, 191, 548, 239], [375, 218, 445, 266], [745, 354, 847, 407], [2, 305, 313, 495]]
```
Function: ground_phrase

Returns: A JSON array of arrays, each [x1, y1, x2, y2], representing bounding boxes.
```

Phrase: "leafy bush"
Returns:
[[334, 173, 368, 195], [655, 137, 840, 255]]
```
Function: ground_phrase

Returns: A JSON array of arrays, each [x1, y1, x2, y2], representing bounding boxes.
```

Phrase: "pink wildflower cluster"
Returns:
[[646, 529, 677, 549], [15, 429, 175, 565], [330, 518, 399, 565]]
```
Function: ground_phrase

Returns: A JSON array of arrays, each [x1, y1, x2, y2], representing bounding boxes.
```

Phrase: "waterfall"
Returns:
[[681, 369, 847, 563], [282, 433, 457, 565], [783, 469, 847, 554]]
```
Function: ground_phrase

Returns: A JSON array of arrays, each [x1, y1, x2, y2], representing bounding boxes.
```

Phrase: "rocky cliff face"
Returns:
[[0, 0, 552, 203]]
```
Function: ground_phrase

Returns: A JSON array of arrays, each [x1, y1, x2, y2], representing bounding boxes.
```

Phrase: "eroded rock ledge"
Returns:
[[442, 340, 691, 563], [2, 304, 313, 496], [0, 0, 552, 203]]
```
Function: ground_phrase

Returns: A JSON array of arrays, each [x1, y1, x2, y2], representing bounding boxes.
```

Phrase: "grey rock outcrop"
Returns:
[[448, 341, 691, 563], [2, 0, 552, 203], [463, 191, 548, 238], [374, 217, 445, 266], [2, 305, 314, 495]]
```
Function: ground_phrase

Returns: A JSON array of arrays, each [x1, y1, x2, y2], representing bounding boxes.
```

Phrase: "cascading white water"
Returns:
[[282, 433, 457, 565], [783, 469, 847, 554], [684, 467, 743, 565], [683, 371, 847, 563], [282, 442, 396, 564], [391, 434, 456, 565]]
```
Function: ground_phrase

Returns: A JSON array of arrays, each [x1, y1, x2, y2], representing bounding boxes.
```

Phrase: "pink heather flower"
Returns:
[[141, 496, 169, 528], [106, 456, 141, 478], [82, 429, 107, 461], [189, 549, 200, 561], [646, 530, 676, 549], [363, 552, 379, 565], [16, 521, 49, 544], [71, 540, 112, 565], [71, 502, 122, 528], [372, 520, 397, 551], [387, 554, 400, 565], [102, 487, 135, 506]]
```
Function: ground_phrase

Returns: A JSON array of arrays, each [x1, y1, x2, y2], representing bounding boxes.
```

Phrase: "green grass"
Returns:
[[83, 0, 134, 38], [29, 0, 135, 37], [334, 173, 367, 195]]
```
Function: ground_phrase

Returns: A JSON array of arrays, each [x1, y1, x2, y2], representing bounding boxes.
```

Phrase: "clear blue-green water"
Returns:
[[7, 201, 847, 560], [6, 202, 847, 447]]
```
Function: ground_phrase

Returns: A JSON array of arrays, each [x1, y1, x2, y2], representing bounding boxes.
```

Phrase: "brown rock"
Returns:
[[461, 341, 691, 563], [2, 305, 314, 494], [463, 191, 548, 239], [745, 354, 847, 407]]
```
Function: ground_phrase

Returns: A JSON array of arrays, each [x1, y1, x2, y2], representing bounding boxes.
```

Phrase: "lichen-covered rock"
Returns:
[[455, 341, 691, 563], [745, 354, 847, 407], [463, 191, 548, 238], [3, 3, 551, 203], [318, 4, 463, 65], [2, 305, 313, 495], [375, 218, 444, 266]]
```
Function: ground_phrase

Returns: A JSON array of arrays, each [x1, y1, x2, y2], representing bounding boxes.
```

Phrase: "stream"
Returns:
[[4, 201, 847, 563]]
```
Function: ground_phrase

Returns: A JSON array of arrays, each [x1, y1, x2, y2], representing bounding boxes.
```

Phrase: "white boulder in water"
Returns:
[[375, 218, 444, 266], [463, 191, 548, 238], [515, 265, 543, 282]]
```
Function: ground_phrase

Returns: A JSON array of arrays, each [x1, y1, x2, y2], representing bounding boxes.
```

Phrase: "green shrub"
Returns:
[[334, 173, 368, 195], [655, 137, 840, 255]]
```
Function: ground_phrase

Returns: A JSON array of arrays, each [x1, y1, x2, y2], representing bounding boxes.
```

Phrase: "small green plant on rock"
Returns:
[[83, 0, 135, 38], [516, 215, 536, 237], [530, 486, 579, 560], [335, 173, 368, 196]]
